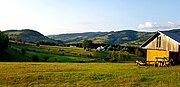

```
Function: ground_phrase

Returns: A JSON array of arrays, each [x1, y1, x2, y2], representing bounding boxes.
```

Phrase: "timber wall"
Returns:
[[147, 49, 169, 63], [145, 34, 179, 52]]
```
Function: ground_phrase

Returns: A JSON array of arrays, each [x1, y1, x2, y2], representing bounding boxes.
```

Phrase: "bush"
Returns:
[[135, 48, 143, 57], [54, 58, 57, 62], [44, 56, 49, 62], [21, 48, 26, 55], [36, 43, 40, 47], [32, 55, 39, 62], [38, 41, 56, 46], [82, 40, 93, 49], [106, 52, 131, 62], [107, 45, 113, 51], [0, 31, 9, 51], [106, 51, 118, 62]]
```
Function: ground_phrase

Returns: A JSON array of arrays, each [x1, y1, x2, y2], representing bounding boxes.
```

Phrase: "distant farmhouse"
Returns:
[[141, 31, 180, 64]]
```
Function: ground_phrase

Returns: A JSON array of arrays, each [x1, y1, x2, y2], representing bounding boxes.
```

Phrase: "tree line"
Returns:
[[0, 31, 9, 52], [66, 40, 145, 57]]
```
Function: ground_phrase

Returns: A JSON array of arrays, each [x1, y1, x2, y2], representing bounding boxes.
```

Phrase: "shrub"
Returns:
[[0, 31, 9, 51], [82, 40, 93, 49], [36, 43, 40, 47], [54, 58, 57, 62], [135, 48, 143, 57], [44, 56, 49, 62], [106, 51, 118, 62], [38, 41, 56, 46], [107, 45, 113, 51], [106, 52, 131, 62], [32, 55, 39, 62], [21, 48, 26, 55]]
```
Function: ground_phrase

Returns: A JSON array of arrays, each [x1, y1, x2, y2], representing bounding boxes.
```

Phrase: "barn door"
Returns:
[[169, 52, 179, 64]]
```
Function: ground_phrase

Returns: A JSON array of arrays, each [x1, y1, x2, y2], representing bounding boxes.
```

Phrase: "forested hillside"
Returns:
[[48, 30, 154, 45], [3, 29, 63, 45]]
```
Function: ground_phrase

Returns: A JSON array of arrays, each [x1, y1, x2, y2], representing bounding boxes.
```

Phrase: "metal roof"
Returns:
[[160, 31, 180, 44], [141, 31, 180, 47]]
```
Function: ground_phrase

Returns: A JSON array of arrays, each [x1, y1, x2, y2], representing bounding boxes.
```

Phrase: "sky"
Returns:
[[0, 0, 180, 35]]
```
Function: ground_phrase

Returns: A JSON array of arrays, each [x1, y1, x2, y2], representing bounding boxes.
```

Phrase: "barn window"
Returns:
[[156, 36, 161, 48]]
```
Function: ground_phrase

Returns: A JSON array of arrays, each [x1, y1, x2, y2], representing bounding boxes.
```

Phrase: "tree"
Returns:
[[36, 43, 40, 47], [21, 48, 26, 55], [107, 45, 113, 51], [32, 55, 39, 62], [135, 48, 142, 57], [38, 41, 56, 46], [0, 31, 9, 51], [82, 40, 93, 49], [106, 51, 118, 62], [44, 56, 49, 62], [106, 52, 131, 62], [117, 52, 124, 61], [15, 36, 22, 42]]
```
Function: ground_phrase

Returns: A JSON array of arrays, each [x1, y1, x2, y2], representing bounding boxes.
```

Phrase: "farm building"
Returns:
[[141, 31, 180, 65]]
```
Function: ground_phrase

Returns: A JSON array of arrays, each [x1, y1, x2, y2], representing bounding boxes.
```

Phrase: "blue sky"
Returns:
[[0, 0, 180, 35]]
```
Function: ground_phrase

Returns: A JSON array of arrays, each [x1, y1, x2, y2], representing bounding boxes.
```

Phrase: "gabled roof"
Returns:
[[141, 31, 180, 47], [140, 32, 159, 47], [161, 31, 180, 44]]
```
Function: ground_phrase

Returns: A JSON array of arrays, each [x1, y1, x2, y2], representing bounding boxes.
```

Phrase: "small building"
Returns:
[[97, 46, 104, 51], [141, 31, 180, 64], [69, 45, 76, 48]]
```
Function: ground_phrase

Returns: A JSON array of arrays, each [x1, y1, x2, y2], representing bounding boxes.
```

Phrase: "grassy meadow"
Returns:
[[8, 42, 144, 62], [2, 42, 178, 87], [9, 43, 100, 62], [0, 62, 179, 87]]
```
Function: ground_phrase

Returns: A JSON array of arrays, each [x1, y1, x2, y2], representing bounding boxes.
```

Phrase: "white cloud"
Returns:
[[168, 21, 175, 25], [138, 22, 157, 29], [167, 21, 180, 28], [138, 21, 180, 29]]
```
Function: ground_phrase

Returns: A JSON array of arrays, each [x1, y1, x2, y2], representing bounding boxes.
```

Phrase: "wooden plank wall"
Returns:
[[147, 49, 169, 64], [145, 34, 179, 52], [179, 47, 180, 63]]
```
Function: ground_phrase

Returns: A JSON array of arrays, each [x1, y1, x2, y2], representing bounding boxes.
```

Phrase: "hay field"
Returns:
[[0, 63, 180, 87]]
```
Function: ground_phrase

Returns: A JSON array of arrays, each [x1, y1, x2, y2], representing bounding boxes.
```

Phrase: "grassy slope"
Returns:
[[48, 32, 109, 44], [0, 62, 179, 87], [0, 47, 31, 62], [10, 43, 96, 62], [10, 42, 144, 62]]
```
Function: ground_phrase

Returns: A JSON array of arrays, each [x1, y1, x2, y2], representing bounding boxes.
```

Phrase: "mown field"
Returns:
[[0, 62, 179, 87]]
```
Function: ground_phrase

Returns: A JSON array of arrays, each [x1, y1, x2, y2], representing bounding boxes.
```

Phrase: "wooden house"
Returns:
[[141, 31, 180, 64]]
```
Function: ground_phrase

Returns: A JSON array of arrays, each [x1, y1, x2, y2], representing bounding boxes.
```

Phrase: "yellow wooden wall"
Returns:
[[147, 49, 169, 62]]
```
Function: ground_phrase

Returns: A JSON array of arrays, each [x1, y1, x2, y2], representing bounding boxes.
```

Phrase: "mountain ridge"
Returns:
[[4, 29, 180, 45], [48, 30, 154, 45], [48, 29, 180, 45], [3, 29, 64, 45]]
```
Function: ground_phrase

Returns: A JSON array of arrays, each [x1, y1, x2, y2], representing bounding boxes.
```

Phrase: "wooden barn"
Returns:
[[141, 31, 180, 65]]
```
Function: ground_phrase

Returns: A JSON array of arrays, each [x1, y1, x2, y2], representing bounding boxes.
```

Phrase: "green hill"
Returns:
[[3, 29, 64, 45], [48, 32, 109, 44], [5, 29, 180, 45], [48, 30, 154, 45], [0, 46, 30, 62]]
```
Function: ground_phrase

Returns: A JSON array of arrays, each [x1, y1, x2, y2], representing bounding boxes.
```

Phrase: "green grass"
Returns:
[[26, 51, 95, 62], [9, 43, 145, 62], [0, 62, 179, 87], [9, 43, 97, 62], [0, 47, 31, 62]]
